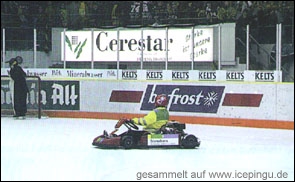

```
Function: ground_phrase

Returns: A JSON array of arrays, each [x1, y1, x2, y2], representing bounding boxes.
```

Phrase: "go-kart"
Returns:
[[92, 119, 201, 149]]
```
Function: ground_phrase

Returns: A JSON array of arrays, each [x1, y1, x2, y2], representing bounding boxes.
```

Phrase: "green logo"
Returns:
[[65, 35, 87, 59]]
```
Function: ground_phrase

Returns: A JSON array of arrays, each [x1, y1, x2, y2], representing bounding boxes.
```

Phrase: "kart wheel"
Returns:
[[182, 135, 200, 149], [121, 136, 134, 149]]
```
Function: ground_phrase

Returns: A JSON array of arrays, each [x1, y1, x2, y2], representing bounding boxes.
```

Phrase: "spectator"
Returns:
[[87, 1, 103, 27], [142, 1, 153, 25], [78, 1, 87, 28], [111, 2, 119, 26], [129, 1, 141, 24], [17, 3, 29, 28], [59, 2, 69, 27]]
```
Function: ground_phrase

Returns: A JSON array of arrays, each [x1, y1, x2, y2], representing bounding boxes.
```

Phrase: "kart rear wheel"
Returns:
[[121, 136, 134, 149], [182, 134, 200, 149]]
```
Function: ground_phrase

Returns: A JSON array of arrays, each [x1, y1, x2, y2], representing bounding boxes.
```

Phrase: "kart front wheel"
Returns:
[[182, 134, 200, 149], [121, 136, 134, 149]]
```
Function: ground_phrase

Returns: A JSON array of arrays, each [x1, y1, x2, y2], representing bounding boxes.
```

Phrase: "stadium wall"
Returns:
[[1, 68, 293, 129], [43, 79, 293, 130]]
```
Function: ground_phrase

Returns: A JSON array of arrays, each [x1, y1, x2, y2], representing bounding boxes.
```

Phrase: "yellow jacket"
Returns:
[[132, 107, 169, 131]]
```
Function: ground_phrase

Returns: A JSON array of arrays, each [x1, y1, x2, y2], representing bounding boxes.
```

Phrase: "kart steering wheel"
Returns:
[[124, 120, 139, 130]]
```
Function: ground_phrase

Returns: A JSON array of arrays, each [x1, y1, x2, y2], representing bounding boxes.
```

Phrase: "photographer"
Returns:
[[6, 57, 29, 118]]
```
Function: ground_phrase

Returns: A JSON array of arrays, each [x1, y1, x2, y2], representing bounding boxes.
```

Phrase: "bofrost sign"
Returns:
[[141, 84, 225, 113], [61, 28, 213, 62]]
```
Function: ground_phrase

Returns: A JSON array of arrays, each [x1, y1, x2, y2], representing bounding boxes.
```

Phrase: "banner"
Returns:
[[61, 28, 214, 62]]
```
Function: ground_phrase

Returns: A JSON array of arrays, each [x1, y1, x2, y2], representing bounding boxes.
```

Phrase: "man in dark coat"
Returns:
[[6, 57, 29, 117]]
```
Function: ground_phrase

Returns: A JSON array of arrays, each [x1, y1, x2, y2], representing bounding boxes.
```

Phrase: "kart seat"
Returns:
[[153, 124, 170, 134]]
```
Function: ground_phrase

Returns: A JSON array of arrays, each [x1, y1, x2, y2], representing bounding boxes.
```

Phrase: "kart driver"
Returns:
[[116, 94, 169, 133]]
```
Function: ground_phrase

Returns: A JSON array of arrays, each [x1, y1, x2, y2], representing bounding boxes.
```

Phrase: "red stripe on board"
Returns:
[[44, 111, 294, 130], [222, 93, 263, 107], [109, 91, 143, 103]]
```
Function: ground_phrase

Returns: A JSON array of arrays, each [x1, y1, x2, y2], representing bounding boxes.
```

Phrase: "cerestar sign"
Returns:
[[61, 28, 213, 62]]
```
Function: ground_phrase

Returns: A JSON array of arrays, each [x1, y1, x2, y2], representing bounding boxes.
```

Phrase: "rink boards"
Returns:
[[38, 80, 294, 130]]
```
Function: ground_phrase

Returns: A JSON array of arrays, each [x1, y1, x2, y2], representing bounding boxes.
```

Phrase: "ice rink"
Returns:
[[1, 117, 294, 181]]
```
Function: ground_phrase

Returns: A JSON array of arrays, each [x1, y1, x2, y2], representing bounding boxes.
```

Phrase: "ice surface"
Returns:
[[1, 117, 294, 181]]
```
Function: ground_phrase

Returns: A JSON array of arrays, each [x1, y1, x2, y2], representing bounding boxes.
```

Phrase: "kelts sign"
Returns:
[[141, 85, 225, 113]]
